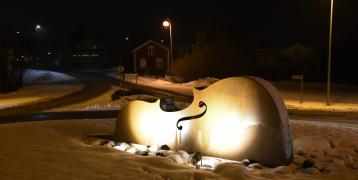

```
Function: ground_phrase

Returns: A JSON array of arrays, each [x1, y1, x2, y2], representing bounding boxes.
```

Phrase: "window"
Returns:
[[148, 46, 155, 55], [156, 58, 164, 69], [140, 58, 147, 68]]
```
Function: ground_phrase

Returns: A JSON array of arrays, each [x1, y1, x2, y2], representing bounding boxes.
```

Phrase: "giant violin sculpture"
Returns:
[[115, 77, 293, 166]]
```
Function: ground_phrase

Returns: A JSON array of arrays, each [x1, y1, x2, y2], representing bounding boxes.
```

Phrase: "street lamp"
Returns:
[[163, 18, 173, 75], [326, 0, 334, 106], [35, 24, 41, 70]]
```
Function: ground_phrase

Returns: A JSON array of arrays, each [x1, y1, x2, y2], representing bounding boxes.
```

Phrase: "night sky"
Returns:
[[1, 0, 357, 80]]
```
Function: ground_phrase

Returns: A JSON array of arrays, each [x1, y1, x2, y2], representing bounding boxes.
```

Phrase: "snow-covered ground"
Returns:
[[0, 117, 356, 179], [0, 69, 84, 110], [0, 73, 357, 179], [108, 72, 358, 113]]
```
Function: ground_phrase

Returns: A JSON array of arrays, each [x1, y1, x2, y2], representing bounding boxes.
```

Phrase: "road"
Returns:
[[0, 71, 192, 122], [0, 71, 357, 126]]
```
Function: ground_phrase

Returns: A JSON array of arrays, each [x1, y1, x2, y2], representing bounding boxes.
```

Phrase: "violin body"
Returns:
[[115, 77, 293, 167]]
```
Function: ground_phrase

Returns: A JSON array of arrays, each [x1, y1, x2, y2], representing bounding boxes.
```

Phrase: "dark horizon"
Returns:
[[1, 0, 357, 83]]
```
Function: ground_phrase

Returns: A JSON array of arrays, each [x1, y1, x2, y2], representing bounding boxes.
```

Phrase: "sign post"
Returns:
[[292, 74, 304, 104], [117, 65, 125, 80]]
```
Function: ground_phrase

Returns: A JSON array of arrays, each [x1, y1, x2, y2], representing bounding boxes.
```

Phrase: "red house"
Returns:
[[132, 40, 169, 76]]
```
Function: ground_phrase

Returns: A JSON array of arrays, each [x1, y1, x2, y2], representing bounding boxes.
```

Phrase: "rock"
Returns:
[[139, 150, 149, 156], [213, 163, 250, 178], [248, 163, 264, 169], [329, 139, 340, 148], [148, 145, 159, 152], [337, 153, 353, 165], [168, 154, 185, 164], [310, 150, 324, 159], [119, 142, 131, 150], [330, 158, 345, 168], [293, 156, 304, 165], [320, 167, 332, 173], [190, 152, 202, 166], [100, 139, 115, 147], [156, 151, 165, 157], [302, 159, 315, 169], [199, 157, 220, 168], [126, 147, 139, 154], [295, 150, 306, 156], [156, 150, 171, 157], [160, 144, 171, 150], [271, 166, 291, 174], [177, 150, 190, 163], [241, 159, 252, 166], [302, 167, 320, 175], [350, 163, 358, 169], [293, 136, 331, 155]]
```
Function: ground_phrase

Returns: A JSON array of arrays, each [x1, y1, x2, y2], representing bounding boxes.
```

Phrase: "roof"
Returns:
[[132, 40, 169, 52], [278, 43, 318, 58]]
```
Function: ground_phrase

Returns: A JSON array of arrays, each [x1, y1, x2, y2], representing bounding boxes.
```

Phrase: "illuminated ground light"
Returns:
[[110, 141, 239, 169]]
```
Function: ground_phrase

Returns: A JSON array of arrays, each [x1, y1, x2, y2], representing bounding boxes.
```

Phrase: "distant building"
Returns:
[[70, 38, 106, 69], [132, 40, 169, 76], [278, 43, 319, 65], [255, 43, 321, 80], [255, 48, 282, 68], [173, 44, 194, 58]]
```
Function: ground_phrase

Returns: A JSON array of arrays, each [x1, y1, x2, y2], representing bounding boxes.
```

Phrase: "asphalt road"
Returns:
[[0, 71, 118, 119]]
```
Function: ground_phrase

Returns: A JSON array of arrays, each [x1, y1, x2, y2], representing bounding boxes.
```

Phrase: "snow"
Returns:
[[23, 69, 75, 84], [82, 94, 157, 111], [45, 84, 158, 112], [0, 69, 84, 110], [275, 81, 358, 112], [107, 72, 219, 97], [0, 118, 356, 179]]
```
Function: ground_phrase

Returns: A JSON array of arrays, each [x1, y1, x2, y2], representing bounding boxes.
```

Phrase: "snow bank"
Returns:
[[0, 70, 83, 110], [107, 72, 219, 96], [23, 69, 75, 84], [0, 119, 356, 179]]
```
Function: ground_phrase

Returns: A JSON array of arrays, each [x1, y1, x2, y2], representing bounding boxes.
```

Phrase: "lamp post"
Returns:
[[326, 0, 334, 106], [35, 24, 41, 70], [163, 18, 173, 75]]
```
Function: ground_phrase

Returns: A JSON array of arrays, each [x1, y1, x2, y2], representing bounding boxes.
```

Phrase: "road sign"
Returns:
[[292, 74, 303, 80], [117, 65, 125, 73]]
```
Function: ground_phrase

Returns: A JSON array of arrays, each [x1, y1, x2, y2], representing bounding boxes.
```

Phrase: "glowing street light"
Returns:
[[162, 18, 173, 74], [326, 0, 334, 106], [35, 24, 42, 70]]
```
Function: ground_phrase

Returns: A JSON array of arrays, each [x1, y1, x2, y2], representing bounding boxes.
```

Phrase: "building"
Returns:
[[132, 40, 169, 76], [70, 38, 107, 69], [254, 43, 321, 81]]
